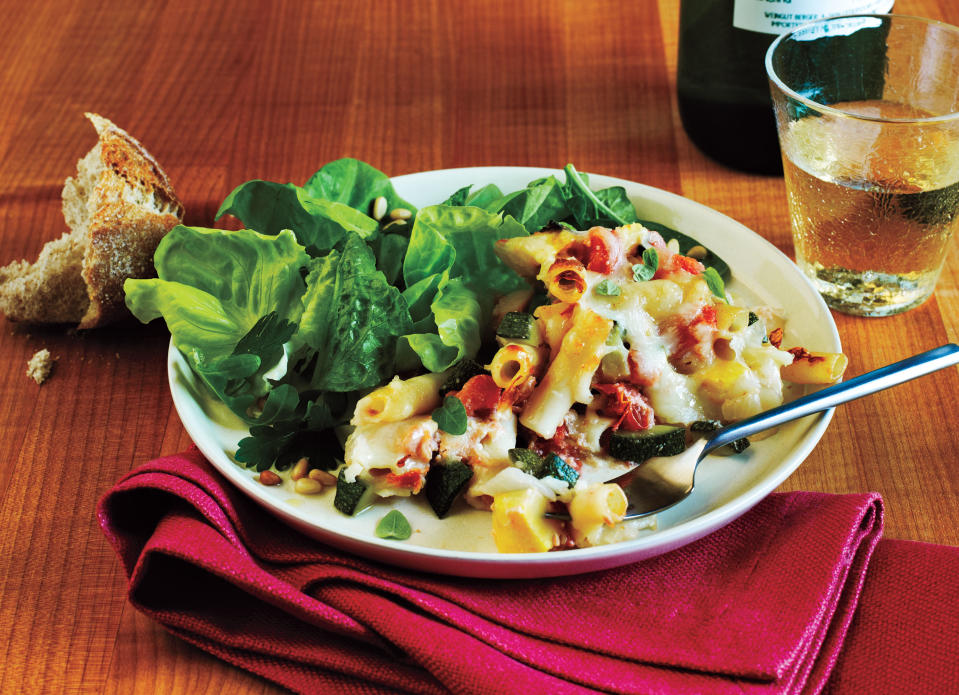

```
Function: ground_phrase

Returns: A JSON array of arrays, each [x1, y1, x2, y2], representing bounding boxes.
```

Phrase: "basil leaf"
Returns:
[[432, 395, 468, 435], [632, 247, 659, 282], [594, 279, 621, 296], [375, 509, 412, 540], [703, 267, 727, 301]]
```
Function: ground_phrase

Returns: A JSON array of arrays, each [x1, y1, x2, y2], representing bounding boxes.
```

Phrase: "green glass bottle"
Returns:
[[676, 0, 894, 175]]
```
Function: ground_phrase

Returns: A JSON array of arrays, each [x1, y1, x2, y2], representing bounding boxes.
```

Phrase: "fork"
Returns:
[[617, 343, 959, 519]]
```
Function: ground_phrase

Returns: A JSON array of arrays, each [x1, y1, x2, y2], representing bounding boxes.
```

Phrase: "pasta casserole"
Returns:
[[337, 222, 847, 552]]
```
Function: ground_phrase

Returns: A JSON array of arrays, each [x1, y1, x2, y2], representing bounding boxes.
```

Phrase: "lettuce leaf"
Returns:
[[296, 234, 412, 392], [215, 180, 379, 254], [303, 158, 416, 217], [124, 225, 310, 421], [398, 205, 529, 371]]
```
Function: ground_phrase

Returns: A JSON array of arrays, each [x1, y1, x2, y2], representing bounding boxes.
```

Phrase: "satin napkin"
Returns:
[[98, 447, 884, 695]]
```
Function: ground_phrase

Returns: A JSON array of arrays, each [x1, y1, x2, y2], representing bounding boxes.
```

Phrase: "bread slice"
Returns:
[[0, 113, 183, 328]]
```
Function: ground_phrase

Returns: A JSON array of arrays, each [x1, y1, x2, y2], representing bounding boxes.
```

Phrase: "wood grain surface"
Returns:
[[1, 1, 957, 693]]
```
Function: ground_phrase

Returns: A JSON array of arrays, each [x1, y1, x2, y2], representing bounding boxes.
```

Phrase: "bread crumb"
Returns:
[[26, 349, 55, 384]]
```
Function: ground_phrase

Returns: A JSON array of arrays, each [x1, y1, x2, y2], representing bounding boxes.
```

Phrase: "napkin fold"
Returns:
[[98, 447, 884, 695], [823, 538, 959, 695]]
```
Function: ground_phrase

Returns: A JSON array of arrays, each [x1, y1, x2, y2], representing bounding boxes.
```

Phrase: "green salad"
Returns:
[[124, 159, 727, 476]]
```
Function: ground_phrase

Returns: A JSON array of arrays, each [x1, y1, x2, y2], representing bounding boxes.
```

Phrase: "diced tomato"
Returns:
[[386, 469, 425, 493], [586, 228, 621, 274], [453, 375, 502, 418], [587, 234, 611, 273], [666, 304, 718, 372], [593, 382, 654, 431], [654, 252, 705, 279], [674, 305, 716, 355]]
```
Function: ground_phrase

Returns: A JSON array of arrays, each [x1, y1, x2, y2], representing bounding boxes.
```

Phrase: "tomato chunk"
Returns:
[[453, 375, 502, 418], [594, 382, 654, 431], [386, 469, 425, 493]]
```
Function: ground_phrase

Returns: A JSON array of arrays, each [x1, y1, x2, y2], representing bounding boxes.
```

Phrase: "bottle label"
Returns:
[[732, 0, 894, 35]]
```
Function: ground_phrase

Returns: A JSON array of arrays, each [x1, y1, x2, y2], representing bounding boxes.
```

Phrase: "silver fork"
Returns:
[[616, 343, 959, 519]]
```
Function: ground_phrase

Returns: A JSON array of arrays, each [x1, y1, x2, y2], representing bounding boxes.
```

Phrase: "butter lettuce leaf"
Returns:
[[399, 205, 529, 371], [124, 225, 310, 421], [403, 277, 483, 372]]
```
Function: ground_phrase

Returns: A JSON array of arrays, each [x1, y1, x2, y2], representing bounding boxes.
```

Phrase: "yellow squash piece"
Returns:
[[490, 488, 564, 553]]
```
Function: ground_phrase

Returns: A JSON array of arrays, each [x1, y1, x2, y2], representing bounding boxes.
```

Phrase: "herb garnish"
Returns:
[[431, 395, 468, 435], [632, 248, 659, 282], [375, 510, 413, 540]]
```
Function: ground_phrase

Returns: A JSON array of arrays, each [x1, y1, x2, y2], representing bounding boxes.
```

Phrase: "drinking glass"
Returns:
[[766, 14, 959, 316]]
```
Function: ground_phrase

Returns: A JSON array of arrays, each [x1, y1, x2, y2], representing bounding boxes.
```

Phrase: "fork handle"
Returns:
[[704, 343, 959, 456]]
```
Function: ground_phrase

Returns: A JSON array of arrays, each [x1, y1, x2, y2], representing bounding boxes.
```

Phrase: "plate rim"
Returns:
[[168, 165, 840, 578]]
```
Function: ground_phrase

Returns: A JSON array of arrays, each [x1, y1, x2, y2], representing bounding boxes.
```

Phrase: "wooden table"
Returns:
[[2, 1, 957, 692]]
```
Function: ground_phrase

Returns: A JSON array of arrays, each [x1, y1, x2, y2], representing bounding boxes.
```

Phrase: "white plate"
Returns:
[[168, 167, 841, 578]]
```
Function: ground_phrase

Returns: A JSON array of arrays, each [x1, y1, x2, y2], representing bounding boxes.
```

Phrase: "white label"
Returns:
[[732, 0, 894, 35]]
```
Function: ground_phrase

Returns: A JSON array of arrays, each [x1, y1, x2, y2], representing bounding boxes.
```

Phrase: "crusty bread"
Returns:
[[0, 113, 183, 328]]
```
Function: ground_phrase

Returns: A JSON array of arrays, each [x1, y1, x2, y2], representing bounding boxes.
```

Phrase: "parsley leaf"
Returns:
[[432, 395, 468, 435], [232, 312, 297, 364], [375, 509, 412, 540], [235, 395, 346, 472], [594, 278, 621, 296], [703, 267, 727, 301], [632, 247, 659, 282]]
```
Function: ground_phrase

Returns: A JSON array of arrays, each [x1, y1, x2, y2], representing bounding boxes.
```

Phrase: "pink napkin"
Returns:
[[98, 447, 883, 695], [823, 538, 959, 694]]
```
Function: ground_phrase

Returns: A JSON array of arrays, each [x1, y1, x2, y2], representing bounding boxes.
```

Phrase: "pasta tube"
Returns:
[[488, 343, 546, 389], [568, 483, 628, 547], [780, 348, 848, 384], [520, 306, 613, 438], [545, 258, 588, 303], [351, 372, 446, 425]]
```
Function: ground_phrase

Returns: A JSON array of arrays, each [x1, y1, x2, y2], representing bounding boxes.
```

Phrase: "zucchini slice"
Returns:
[[441, 358, 486, 393], [333, 470, 377, 515], [609, 425, 687, 463], [543, 453, 579, 488], [508, 448, 546, 477], [689, 420, 750, 455], [496, 312, 536, 342], [425, 460, 473, 518]]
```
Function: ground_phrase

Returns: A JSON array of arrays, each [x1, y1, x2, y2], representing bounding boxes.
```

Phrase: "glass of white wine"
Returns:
[[766, 14, 959, 317]]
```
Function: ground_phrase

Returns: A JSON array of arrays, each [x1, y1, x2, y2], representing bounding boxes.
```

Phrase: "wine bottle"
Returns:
[[676, 0, 894, 175]]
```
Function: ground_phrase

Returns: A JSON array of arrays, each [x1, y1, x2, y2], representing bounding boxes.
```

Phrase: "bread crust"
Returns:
[[0, 113, 183, 328], [78, 114, 183, 328]]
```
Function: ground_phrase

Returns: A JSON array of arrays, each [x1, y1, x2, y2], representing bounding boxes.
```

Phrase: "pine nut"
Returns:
[[383, 219, 407, 231], [371, 196, 388, 221], [308, 469, 337, 486], [687, 245, 708, 260], [294, 477, 324, 495], [291, 457, 310, 480], [258, 470, 281, 486], [388, 207, 412, 220]]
